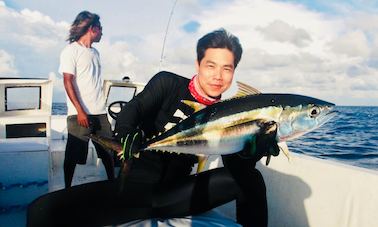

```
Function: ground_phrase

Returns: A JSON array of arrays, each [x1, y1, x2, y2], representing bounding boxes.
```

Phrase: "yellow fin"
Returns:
[[181, 100, 206, 112], [278, 142, 291, 161], [234, 81, 261, 98], [196, 155, 208, 173]]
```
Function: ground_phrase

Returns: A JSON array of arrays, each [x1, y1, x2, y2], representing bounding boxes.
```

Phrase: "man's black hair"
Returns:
[[197, 28, 243, 68]]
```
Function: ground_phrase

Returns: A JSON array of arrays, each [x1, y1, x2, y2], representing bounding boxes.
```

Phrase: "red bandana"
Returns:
[[188, 75, 220, 106]]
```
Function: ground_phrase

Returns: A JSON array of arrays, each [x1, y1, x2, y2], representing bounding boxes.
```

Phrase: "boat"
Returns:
[[0, 77, 377, 227]]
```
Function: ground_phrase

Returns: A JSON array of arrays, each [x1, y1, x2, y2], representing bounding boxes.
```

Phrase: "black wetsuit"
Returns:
[[27, 71, 267, 227]]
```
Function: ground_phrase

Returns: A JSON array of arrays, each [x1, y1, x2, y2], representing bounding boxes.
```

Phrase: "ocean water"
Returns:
[[52, 103, 378, 170], [52, 102, 68, 115]]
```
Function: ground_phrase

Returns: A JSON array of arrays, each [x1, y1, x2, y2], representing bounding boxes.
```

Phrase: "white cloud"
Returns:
[[1, 0, 377, 106], [346, 12, 378, 32], [0, 1, 67, 77], [0, 49, 17, 76], [329, 30, 370, 58], [256, 20, 312, 47], [97, 40, 158, 82]]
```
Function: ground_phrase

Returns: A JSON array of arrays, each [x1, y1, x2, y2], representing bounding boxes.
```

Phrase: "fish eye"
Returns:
[[309, 106, 320, 118]]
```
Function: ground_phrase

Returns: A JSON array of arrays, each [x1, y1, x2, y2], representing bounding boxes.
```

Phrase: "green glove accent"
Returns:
[[120, 135, 128, 161], [120, 132, 140, 161]]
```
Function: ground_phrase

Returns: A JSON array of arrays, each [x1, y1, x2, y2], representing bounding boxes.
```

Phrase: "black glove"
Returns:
[[238, 133, 280, 164], [114, 128, 144, 160]]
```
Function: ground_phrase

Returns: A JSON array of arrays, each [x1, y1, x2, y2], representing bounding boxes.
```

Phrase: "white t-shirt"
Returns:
[[59, 42, 106, 116]]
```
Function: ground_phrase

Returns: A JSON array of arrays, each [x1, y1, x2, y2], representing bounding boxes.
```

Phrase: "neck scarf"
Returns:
[[188, 75, 220, 106]]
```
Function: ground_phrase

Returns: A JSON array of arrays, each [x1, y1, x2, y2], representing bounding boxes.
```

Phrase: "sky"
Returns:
[[0, 0, 377, 106]]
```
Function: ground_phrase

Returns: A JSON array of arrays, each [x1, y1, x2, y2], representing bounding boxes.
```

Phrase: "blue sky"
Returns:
[[0, 0, 377, 106], [278, 0, 378, 13]]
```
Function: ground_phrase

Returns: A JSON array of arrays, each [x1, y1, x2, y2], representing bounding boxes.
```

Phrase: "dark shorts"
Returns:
[[65, 114, 113, 164]]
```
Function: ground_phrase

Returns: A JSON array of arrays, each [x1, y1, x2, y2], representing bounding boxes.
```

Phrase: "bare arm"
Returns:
[[63, 73, 89, 128]]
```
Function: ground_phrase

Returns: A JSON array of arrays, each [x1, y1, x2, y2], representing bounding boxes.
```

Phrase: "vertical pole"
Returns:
[[159, 0, 178, 70]]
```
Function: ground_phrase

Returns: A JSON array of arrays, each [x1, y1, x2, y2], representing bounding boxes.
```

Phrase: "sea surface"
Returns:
[[52, 103, 378, 170]]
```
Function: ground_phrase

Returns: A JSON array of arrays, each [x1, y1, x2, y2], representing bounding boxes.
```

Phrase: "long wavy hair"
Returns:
[[67, 11, 100, 43]]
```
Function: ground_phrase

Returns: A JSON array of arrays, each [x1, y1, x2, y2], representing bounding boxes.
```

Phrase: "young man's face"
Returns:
[[196, 48, 235, 98]]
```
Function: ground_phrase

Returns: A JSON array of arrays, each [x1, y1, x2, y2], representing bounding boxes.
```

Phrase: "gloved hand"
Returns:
[[114, 128, 144, 160], [237, 133, 280, 164]]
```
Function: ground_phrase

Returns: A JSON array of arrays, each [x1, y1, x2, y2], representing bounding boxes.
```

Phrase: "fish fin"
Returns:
[[234, 81, 261, 98], [181, 100, 206, 112], [278, 142, 291, 161], [196, 155, 208, 173]]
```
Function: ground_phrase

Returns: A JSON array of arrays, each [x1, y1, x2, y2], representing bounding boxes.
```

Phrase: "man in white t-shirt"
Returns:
[[59, 11, 114, 188]]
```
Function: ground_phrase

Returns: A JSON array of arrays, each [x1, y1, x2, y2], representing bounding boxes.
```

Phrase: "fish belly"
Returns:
[[145, 136, 247, 156]]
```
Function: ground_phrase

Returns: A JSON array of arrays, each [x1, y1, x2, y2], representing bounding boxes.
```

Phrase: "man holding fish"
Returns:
[[28, 28, 335, 227], [112, 28, 271, 227]]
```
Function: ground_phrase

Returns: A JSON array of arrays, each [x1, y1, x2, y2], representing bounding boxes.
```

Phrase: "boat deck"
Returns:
[[49, 144, 109, 191], [0, 137, 237, 227]]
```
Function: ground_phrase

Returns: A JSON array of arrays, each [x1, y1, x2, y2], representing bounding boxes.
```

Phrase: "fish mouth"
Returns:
[[327, 109, 338, 116], [311, 107, 337, 130], [322, 109, 338, 122]]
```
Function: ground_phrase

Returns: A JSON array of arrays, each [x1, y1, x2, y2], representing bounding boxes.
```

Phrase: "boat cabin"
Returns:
[[0, 78, 53, 139]]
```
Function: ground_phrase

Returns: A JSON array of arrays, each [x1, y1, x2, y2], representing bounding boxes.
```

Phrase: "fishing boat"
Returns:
[[0, 77, 377, 227]]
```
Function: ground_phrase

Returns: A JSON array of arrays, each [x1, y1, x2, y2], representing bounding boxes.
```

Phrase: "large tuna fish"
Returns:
[[89, 82, 336, 171]]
